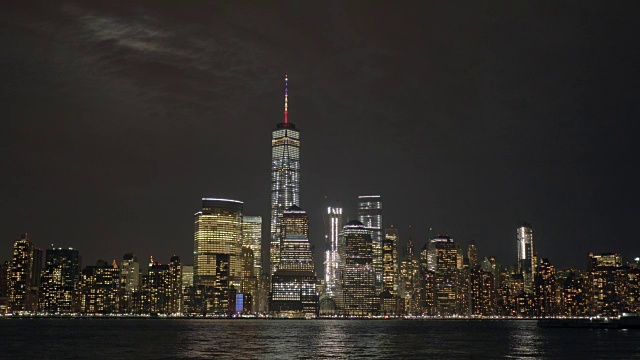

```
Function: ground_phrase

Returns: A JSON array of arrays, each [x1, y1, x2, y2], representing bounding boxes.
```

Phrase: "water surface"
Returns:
[[1, 319, 638, 359]]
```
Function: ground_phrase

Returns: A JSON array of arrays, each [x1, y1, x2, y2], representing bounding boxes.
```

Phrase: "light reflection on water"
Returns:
[[1, 319, 640, 359], [506, 322, 543, 359]]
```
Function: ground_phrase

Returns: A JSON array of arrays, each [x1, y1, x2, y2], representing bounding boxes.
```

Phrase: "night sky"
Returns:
[[2, 1, 639, 274]]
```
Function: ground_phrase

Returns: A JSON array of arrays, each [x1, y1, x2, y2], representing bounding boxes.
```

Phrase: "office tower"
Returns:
[[426, 235, 459, 316], [399, 234, 420, 315], [194, 198, 243, 291], [241, 246, 259, 312], [358, 195, 382, 292], [468, 242, 478, 269], [270, 75, 301, 276], [32, 247, 43, 297], [8, 233, 37, 313], [271, 206, 309, 273], [79, 260, 120, 314], [270, 234, 318, 316], [342, 220, 377, 316], [141, 255, 182, 315], [534, 258, 556, 317], [0, 260, 9, 297], [587, 252, 622, 270], [119, 253, 140, 313], [324, 206, 343, 304], [40, 247, 81, 314], [587, 252, 624, 316], [281, 206, 309, 240], [121, 253, 140, 292], [383, 227, 399, 294], [517, 223, 535, 294], [469, 267, 494, 316], [181, 265, 194, 289], [169, 255, 182, 314], [242, 216, 262, 278], [557, 269, 589, 316]]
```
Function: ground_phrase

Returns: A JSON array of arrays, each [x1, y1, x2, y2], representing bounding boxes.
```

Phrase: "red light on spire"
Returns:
[[284, 74, 288, 124]]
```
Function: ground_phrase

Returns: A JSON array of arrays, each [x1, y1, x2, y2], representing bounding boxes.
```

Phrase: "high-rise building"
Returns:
[[469, 267, 494, 316], [8, 233, 38, 313], [79, 260, 120, 314], [399, 232, 420, 315], [383, 227, 399, 294], [270, 75, 301, 276], [194, 198, 243, 291], [468, 242, 478, 269], [120, 253, 141, 314], [324, 206, 343, 303], [587, 253, 625, 316], [241, 246, 259, 313], [270, 234, 318, 317], [358, 195, 382, 293], [40, 247, 81, 314], [587, 252, 622, 270], [517, 223, 535, 294], [342, 220, 377, 316], [169, 255, 182, 314], [182, 265, 194, 289], [139, 255, 182, 315], [242, 216, 262, 279], [280, 206, 309, 240], [534, 258, 556, 317], [426, 235, 459, 316], [121, 253, 140, 292]]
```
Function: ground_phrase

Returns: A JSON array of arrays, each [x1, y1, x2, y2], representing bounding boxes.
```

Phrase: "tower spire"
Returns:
[[284, 74, 288, 124]]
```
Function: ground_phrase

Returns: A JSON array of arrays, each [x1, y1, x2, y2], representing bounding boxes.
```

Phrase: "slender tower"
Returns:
[[517, 223, 535, 294], [270, 75, 301, 276]]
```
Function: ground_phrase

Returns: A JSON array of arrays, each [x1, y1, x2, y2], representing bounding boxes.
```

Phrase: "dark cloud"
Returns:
[[1, 1, 639, 273]]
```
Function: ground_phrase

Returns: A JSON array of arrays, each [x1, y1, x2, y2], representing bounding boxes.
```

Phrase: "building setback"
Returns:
[[270, 75, 301, 276]]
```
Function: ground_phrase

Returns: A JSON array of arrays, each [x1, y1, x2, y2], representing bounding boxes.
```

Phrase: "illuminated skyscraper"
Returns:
[[8, 233, 38, 313], [358, 195, 382, 291], [194, 198, 243, 291], [383, 227, 399, 294], [400, 234, 420, 315], [242, 216, 262, 278], [342, 220, 377, 316], [270, 75, 301, 276], [40, 247, 81, 314], [121, 253, 140, 292], [517, 223, 535, 294], [270, 234, 318, 316], [79, 260, 120, 314], [324, 206, 343, 303], [426, 235, 458, 316], [120, 253, 141, 313], [281, 206, 309, 240], [468, 242, 478, 269]]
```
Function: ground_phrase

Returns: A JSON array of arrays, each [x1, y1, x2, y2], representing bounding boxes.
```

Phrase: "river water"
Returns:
[[1, 319, 638, 359]]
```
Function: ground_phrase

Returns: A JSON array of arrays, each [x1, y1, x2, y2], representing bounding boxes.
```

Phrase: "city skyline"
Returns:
[[2, 2, 639, 273]]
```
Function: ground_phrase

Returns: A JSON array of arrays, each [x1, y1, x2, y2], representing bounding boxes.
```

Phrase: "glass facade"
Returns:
[[40, 247, 81, 314], [358, 195, 382, 291], [426, 235, 458, 316], [8, 234, 36, 313], [270, 123, 301, 276], [324, 207, 343, 303], [194, 198, 243, 291], [383, 228, 399, 294], [270, 234, 317, 316], [242, 215, 262, 277], [517, 223, 535, 294], [342, 221, 377, 316]]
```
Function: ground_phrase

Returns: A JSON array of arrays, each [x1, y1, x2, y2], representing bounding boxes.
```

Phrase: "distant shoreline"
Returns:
[[0, 315, 583, 321]]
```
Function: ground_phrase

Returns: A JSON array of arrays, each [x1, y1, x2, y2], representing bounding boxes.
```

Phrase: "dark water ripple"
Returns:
[[1, 319, 639, 359]]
